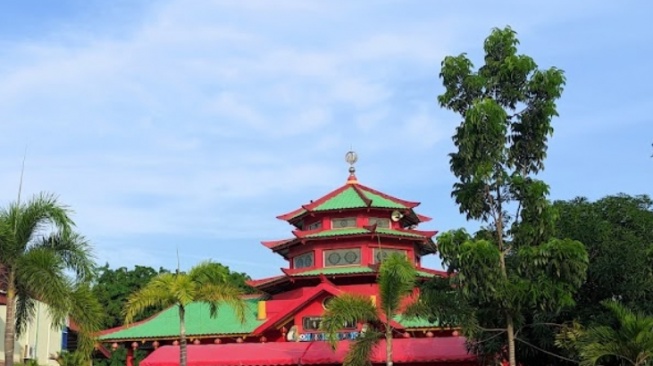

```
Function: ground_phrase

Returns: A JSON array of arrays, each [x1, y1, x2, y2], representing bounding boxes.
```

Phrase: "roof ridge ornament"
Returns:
[[345, 150, 358, 184]]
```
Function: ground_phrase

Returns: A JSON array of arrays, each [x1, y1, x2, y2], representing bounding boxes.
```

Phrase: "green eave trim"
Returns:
[[375, 228, 427, 238], [304, 228, 369, 238], [292, 266, 376, 277], [416, 270, 437, 278], [395, 314, 440, 328], [303, 228, 428, 240], [98, 300, 264, 341]]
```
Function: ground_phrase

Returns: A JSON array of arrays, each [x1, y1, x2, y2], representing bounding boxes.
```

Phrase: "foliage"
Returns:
[[123, 261, 248, 366], [93, 262, 255, 329], [92, 264, 170, 329], [321, 253, 417, 366], [433, 26, 588, 366], [55, 350, 93, 366], [556, 301, 653, 366], [553, 194, 653, 321], [0, 193, 103, 366], [93, 347, 147, 366]]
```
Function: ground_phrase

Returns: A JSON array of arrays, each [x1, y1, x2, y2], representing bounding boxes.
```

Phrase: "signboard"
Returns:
[[298, 331, 360, 342]]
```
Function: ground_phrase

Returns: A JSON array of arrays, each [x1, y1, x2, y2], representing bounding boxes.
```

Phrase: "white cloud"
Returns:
[[1, 0, 630, 277]]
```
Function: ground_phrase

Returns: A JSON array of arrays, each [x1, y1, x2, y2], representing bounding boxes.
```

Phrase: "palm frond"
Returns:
[[195, 283, 246, 323], [344, 327, 383, 366], [13, 288, 36, 337], [321, 293, 379, 348], [575, 301, 653, 366], [188, 261, 229, 285], [67, 283, 104, 359], [124, 273, 178, 324], [14, 193, 74, 250], [15, 247, 72, 327], [170, 273, 197, 307], [378, 253, 417, 318], [31, 232, 95, 282]]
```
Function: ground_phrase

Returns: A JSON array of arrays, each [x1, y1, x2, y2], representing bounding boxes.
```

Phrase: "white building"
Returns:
[[0, 292, 66, 366]]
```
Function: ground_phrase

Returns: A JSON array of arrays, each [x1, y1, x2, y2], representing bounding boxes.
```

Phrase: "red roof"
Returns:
[[140, 338, 475, 366]]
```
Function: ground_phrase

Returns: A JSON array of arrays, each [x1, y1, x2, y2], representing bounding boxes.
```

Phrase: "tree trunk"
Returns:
[[496, 206, 516, 366], [385, 314, 393, 366], [506, 314, 516, 366], [4, 271, 16, 366], [179, 304, 187, 366]]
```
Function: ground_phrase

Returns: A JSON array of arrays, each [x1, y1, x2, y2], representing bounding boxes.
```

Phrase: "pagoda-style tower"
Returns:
[[249, 151, 441, 298], [97, 152, 475, 366]]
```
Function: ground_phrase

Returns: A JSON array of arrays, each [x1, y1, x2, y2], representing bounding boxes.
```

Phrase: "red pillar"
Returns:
[[126, 347, 134, 366]]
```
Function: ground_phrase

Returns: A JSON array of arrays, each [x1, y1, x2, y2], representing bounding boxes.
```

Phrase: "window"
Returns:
[[373, 248, 407, 263], [368, 217, 390, 228], [324, 248, 361, 266], [294, 252, 314, 269], [332, 217, 357, 228], [302, 316, 356, 331], [305, 221, 322, 231]]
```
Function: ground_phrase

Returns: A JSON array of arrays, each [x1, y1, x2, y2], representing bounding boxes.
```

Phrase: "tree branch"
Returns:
[[515, 337, 578, 364]]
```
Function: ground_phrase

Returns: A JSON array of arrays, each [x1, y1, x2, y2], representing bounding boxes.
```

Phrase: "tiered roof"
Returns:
[[98, 159, 448, 345]]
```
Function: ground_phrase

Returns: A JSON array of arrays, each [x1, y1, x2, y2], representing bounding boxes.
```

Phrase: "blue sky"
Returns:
[[1, 1, 651, 279]]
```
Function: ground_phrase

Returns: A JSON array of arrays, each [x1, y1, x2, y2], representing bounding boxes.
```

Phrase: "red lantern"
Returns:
[[214, 338, 221, 344], [193, 339, 201, 345], [153, 340, 160, 349], [426, 331, 434, 338], [236, 337, 244, 343], [452, 330, 460, 337], [260, 336, 267, 343], [131, 342, 138, 350], [111, 342, 118, 350], [173, 340, 179, 346], [403, 332, 410, 338]]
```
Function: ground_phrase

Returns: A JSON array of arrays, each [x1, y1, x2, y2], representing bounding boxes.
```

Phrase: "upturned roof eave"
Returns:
[[275, 180, 426, 223]]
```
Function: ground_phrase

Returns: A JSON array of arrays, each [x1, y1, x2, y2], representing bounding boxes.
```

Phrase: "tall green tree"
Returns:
[[553, 194, 653, 320], [123, 261, 247, 366], [435, 26, 588, 366], [93, 264, 170, 329], [0, 193, 103, 366], [556, 301, 653, 366], [321, 254, 417, 366]]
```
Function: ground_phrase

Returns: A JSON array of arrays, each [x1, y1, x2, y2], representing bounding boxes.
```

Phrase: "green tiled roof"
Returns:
[[313, 187, 408, 212], [292, 266, 376, 277], [395, 314, 440, 328], [361, 190, 408, 209], [98, 300, 264, 341], [304, 228, 369, 238], [303, 228, 429, 240], [314, 187, 368, 211]]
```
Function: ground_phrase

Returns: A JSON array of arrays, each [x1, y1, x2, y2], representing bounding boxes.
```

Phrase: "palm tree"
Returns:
[[558, 301, 653, 366], [321, 253, 417, 366], [124, 261, 248, 366], [0, 193, 100, 366]]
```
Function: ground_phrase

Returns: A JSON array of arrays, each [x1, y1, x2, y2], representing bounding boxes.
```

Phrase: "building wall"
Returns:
[[0, 301, 64, 366]]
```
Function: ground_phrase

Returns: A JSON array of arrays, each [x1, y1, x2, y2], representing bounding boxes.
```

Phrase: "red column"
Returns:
[[126, 347, 134, 366]]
